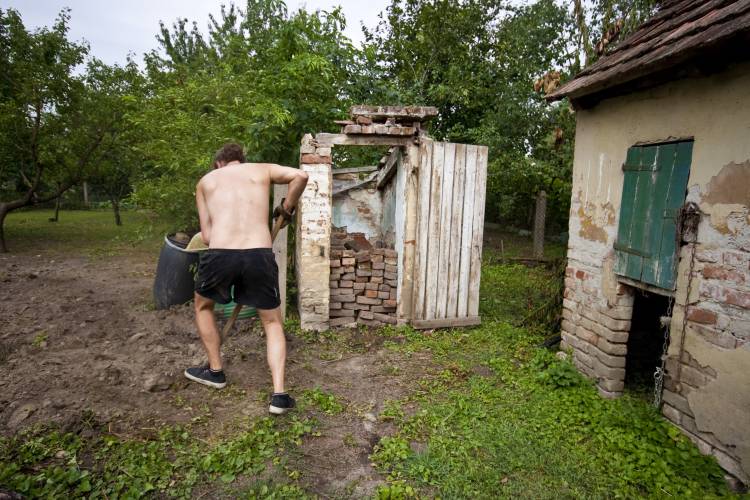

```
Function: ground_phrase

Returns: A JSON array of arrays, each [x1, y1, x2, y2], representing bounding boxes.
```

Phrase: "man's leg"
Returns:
[[194, 292, 223, 370], [257, 307, 286, 393]]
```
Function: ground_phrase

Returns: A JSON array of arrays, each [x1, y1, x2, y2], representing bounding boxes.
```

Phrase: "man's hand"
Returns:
[[272, 198, 295, 229]]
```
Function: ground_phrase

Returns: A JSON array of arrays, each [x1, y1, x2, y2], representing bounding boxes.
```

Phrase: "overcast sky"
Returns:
[[1, 0, 391, 66]]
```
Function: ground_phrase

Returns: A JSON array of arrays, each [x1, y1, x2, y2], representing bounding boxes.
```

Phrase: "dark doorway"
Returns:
[[625, 290, 672, 396]]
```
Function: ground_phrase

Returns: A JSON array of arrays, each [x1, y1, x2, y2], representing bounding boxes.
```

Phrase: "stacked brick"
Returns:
[[329, 248, 398, 328], [560, 265, 635, 398]]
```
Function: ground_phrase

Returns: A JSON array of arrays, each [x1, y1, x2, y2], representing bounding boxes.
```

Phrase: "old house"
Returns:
[[290, 106, 489, 331], [547, 0, 750, 484]]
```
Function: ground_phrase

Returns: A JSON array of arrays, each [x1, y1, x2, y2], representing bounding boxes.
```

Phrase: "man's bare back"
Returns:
[[187, 143, 308, 415], [196, 162, 308, 249]]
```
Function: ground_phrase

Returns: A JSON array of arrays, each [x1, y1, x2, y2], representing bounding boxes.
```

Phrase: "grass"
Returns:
[[0, 211, 738, 498], [4, 208, 168, 255]]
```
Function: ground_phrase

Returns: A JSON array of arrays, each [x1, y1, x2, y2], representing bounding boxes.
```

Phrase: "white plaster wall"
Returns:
[[567, 60, 750, 481]]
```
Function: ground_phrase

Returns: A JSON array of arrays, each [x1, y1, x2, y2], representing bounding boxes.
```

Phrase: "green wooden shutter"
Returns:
[[614, 141, 693, 290]]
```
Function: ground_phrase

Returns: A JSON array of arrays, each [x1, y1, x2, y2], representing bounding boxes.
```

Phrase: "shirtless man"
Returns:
[[184, 143, 308, 415]]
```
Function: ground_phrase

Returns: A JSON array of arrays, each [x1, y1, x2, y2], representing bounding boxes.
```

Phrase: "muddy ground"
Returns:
[[0, 247, 434, 497]]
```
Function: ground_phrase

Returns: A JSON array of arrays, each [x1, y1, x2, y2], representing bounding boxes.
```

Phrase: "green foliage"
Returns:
[[531, 349, 586, 388], [132, 1, 358, 231], [301, 387, 344, 415], [373, 260, 732, 498], [4, 209, 168, 255], [0, 417, 312, 498], [364, 0, 577, 230]]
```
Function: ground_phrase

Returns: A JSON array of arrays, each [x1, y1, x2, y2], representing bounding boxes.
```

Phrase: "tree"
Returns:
[[0, 9, 121, 251], [85, 60, 147, 226], [133, 0, 359, 230], [363, 0, 576, 229]]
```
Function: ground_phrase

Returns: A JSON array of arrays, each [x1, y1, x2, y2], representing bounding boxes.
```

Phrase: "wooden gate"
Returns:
[[412, 139, 488, 328]]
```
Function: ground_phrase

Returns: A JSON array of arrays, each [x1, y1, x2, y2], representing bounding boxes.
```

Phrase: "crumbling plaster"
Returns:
[[563, 60, 750, 481]]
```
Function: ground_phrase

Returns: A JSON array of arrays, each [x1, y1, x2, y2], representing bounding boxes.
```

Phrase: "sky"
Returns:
[[0, 0, 391, 66]]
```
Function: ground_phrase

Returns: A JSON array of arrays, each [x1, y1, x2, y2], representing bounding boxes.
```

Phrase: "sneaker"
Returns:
[[184, 364, 227, 389], [269, 393, 296, 415]]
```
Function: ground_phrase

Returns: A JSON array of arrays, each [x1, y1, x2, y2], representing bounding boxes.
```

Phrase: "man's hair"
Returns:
[[213, 143, 246, 166]]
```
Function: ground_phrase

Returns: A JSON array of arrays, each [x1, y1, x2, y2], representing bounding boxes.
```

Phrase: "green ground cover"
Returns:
[[0, 210, 736, 498], [3, 209, 168, 255]]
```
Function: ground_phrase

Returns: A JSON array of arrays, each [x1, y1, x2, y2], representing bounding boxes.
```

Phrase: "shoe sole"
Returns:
[[184, 370, 227, 389], [269, 405, 293, 415]]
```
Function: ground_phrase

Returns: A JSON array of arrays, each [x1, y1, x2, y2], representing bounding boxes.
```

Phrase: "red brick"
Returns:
[[301, 153, 331, 164], [384, 271, 397, 280], [686, 307, 718, 325], [385, 264, 398, 273], [379, 284, 391, 292], [565, 266, 575, 277], [340, 280, 353, 288], [365, 290, 378, 298], [330, 317, 356, 327], [726, 289, 750, 309], [383, 299, 397, 308], [353, 282, 366, 291], [372, 269, 384, 277], [355, 276, 369, 283], [341, 257, 355, 266], [372, 262, 385, 270], [371, 306, 395, 313], [575, 270, 586, 280], [330, 259, 341, 268], [378, 291, 390, 299], [372, 312, 397, 324], [371, 276, 383, 284], [702, 264, 746, 284], [371, 254, 384, 262], [357, 296, 382, 305], [358, 310, 374, 320], [330, 309, 355, 317]]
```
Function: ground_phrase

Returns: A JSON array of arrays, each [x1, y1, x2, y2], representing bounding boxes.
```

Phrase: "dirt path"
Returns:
[[0, 248, 433, 497]]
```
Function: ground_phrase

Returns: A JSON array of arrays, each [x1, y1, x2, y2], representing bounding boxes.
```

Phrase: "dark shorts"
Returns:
[[194, 248, 280, 310]]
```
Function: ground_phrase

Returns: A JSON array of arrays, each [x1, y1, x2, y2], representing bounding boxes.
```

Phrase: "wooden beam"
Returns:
[[315, 133, 413, 147], [332, 172, 378, 196], [350, 105, 439, 121], [332, 166, 378, 175], [376, 147, 400, 189], [412, 316, 481, 329], [273, 184, 288, 320]]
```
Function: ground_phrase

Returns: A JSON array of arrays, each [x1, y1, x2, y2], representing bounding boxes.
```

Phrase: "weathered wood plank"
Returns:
[[412, 140, 433, 320], [446, 143, 466, 318], [315, 133, 412, 147], [332, 166, 378, 175], [468, 146, 488, 316], [349, 105, 439, 121], [377, 147, 401, 189], [435, 142, 456, 319], [412, 316, 481, 330], [458, 146, 478, 318], [273, 184, 288, 320], [424, 142, 445, 320]]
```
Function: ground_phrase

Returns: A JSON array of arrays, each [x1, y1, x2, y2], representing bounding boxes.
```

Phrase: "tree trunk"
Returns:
[[49, 191, 61, 222], [83, 181, 89, 207], [0, 204, 9, 253], [112, 198, 122, 226]]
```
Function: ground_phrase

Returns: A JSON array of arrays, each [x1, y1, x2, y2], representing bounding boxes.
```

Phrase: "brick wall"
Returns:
[[329, 227, 398, 328], [296, 134, 333, 332], [560, 265, 634, 397]]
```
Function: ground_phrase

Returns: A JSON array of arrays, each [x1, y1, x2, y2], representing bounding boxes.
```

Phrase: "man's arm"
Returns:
[[196, 181, 211, 245], [268, 164, 309, 212]]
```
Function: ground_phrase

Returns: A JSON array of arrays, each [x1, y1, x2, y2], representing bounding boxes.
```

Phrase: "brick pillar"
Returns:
[[296, 134, 332, 331], [561, 265, 634, 398]]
